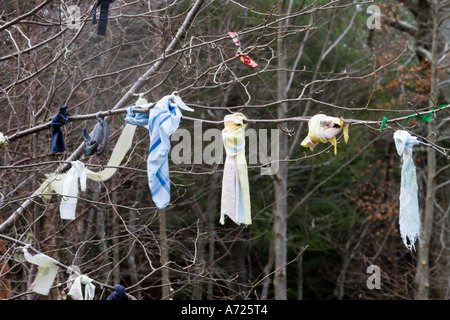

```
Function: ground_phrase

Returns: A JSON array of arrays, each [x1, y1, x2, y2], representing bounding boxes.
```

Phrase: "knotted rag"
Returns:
[[68, 275, 95, 300], [107, 284, 137, 300], [83, 112, 109, 156], [220, 113, 251, 225], [394, 130, 421, 251], [301, 114, 349, 155], [228, 32, 258, 68], [51, 106, 71, 154], [125, 95, 193, 209], [60, 160, 87, 220]]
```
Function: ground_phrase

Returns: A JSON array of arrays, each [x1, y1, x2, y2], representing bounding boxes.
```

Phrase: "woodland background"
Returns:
[[0, 0, 449, 300]]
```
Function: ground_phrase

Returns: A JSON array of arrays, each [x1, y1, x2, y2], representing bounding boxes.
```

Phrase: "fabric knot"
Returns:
[[301, 114, 349, 155], [68, 274, 95, 300], [393, 129, 418, 160], [51, 106, 71, 154], [107, 285, 136, 300]]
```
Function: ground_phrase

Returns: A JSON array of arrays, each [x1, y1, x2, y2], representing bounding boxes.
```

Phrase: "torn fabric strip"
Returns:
[[228, 32, 258, 68], [92, 0, 115, 35], [301, 114, 349, 155], [84, 123, 137, 181], [60, 160, 87, 220], [394, 130, 421, 251], [220, 113, 251, 225], [125, 94, 192, 209], [22, 247, 59, 296]]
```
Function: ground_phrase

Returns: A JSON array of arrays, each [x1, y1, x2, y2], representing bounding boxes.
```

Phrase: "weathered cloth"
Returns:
[[228, 32, 258, 68], [301, 114, 349, 155], [92, 0, 115, 35], [394, 130, 421, 251], [83, 112, 109, 156], [68, 275, 95, 300], [22, 247, 59, 296], [84, 123, 136, 181], [220, 113, 251, 225], [125, 94, 192, 209], [106, 284, 137, 300], [51, 106, 71, 154], [60, 160, 87, 220]]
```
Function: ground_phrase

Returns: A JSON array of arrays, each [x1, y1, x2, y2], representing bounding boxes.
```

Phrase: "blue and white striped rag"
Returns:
[[125, 95, 192, 209]]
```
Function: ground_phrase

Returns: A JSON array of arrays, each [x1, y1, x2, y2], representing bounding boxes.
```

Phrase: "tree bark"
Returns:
[[273, 0, 289, 301], [414, 0, 439, 300], [159, 209, 171, 299]]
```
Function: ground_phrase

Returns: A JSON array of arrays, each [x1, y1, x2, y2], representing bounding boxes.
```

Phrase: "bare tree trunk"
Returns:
[[273, 0, 289, 301], [414, 0, 439, 299], [159, 209, 171, 299], [127, 191, 141, 299], [227, 223, 247, 299], [0, 202, 11, 300], [206, 181, 218, 300], [112, 177, 120, 284]]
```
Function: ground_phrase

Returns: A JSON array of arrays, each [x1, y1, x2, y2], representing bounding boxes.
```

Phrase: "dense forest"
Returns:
[[0, 0, 449, 301]]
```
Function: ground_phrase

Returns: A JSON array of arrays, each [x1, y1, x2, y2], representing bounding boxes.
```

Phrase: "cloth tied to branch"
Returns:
[[83, 112, 109, 156], [393, 130, 421, 251], [228, 32, 258, 68], [220, 113, 251, 225], [59, 160, 86, 220], [51, 106, 71, 154], [68, 275, 95, 300], [107, 284, 137, 300], [21, 247, 59, 296], [301, 114, 349, 155], [93, 0, 115, 35], [125, 94, 193, 209]]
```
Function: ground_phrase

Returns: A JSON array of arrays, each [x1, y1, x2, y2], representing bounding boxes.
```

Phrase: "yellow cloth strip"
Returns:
[[39, 123, 137, 201], [221, 113, 251, 225]]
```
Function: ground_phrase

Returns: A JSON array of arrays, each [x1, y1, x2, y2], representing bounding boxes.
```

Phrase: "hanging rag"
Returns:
[[228, 32, 258, 68], [301, 114, 349, 155], [125, 94, 193, 209], [220, 113, 251, 225], [92, 0, 115, 35], [106, 284, 137, 300], [51, 106, 71, 154], [21, 247, 59, 296], [68, 275, 95, 300], [393, 130, 421, 251], [83, 112, 109, 156], [37, 102, 141, 203], [60, 160, 87, 220]]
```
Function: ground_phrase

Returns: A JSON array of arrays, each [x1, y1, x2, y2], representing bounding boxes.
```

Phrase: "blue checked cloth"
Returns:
[[125, 95, 188, 209]]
